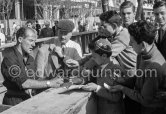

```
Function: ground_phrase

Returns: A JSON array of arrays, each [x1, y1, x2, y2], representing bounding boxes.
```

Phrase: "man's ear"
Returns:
[[102, 54, 107, 59], [111, 23, 118, 30], [141, 41, 148, 51], [17, 37, 23, 43]]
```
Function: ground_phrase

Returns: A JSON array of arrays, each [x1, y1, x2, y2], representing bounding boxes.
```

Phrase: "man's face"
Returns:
[[58, 30, 72, 45], [153, 5, 166, 27], [103, 22, 115, 36], [91, 51, 103, 65], [98, 21, 112, 37], [27, 23, 33, 28], [21, 30, 37, 54], [120, 7, 135, 27]]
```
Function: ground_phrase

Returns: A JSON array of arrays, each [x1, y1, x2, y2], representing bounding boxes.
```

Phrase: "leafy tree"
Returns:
[[0, 0, 14, 35]]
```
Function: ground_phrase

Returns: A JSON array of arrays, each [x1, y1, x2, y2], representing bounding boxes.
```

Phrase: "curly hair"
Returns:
[[99, 10, 122, 27], [128, 20, 157, 45]]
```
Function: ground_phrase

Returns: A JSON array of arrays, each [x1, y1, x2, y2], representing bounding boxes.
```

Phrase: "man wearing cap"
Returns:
[[36, 19, 82, 79], [82, 38, 125, 114], [39, 20, 54, 38]]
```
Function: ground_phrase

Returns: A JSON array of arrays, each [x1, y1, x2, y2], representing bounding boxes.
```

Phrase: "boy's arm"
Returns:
[[95, 86, 123, 103]]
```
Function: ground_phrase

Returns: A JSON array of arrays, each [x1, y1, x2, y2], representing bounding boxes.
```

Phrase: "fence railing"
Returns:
[[0, 31, 98, 113], [0, 31, 98, 55]]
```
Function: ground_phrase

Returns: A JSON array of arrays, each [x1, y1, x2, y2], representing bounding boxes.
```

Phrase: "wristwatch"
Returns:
[[46, 81, 51, 88]]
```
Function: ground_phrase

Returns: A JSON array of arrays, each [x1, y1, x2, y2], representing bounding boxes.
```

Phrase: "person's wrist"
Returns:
[[94, 85, 101, 93], [120, 85, 124, 91]]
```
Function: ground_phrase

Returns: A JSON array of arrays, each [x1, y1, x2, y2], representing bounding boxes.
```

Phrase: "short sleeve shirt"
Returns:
[[1, 47, 36, 91]]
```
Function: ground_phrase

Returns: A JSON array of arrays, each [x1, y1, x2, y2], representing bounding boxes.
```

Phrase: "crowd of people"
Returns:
[[1, 1, 166, 114]]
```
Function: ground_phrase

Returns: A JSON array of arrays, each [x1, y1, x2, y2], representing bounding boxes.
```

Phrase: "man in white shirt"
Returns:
[[36, 19, 82, 78]]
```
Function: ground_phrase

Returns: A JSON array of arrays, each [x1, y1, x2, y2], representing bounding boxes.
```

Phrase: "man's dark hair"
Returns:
[[153, 0, 166, 9], [26, 20, 33, 25], [99, 10, 122, 26], [16, 27, 26, 40], [99, 10, 118, 22], [120, 1, 135, 12], [128, 20, 157, 45]]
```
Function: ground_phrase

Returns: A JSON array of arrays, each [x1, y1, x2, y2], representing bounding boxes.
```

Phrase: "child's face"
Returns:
[[103, 22, 115, 36], [91, 51, 103, 65]]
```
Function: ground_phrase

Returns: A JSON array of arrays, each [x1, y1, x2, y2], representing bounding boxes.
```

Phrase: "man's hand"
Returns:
[[49, 44, 56, 51], [54, 46, 63, 58], [82, 83, 98, 92], [65, 59, 79, 67], [69, 77, 84, 85], [104, 83, 124, 92], [50, 78, 64, 88]]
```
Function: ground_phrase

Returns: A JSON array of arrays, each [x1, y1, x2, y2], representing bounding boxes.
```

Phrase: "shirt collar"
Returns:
[[64, 40, 72, 47], [101, 63, 109, 73], [14, 46, 34, 64], [141, 44, 157, 61]]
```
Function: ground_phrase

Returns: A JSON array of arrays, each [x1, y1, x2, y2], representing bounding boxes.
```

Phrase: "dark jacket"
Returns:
[[123, 45, 166, 114], [156, 25, 166, 59], [1, 47, 36, 105]]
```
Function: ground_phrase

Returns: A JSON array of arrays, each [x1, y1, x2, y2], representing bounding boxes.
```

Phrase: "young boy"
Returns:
[[82, 38, 125, 114]]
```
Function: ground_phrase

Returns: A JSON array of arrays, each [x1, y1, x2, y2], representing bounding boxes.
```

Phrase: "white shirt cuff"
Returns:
[[94, 85, 102, 93]]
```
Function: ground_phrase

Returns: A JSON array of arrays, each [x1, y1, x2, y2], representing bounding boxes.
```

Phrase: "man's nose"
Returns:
[[32, 42, 36, 47], [158, 14, 162, 19], [124, 14, 128, 18]]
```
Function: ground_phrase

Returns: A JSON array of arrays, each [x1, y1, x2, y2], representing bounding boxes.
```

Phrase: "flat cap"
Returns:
[[95, 38, 112, 52], [89, 38, 112, 53], [58, 20, 75, 32]]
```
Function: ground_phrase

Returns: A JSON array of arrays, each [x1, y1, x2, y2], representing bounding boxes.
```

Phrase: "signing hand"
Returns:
[[50, 78, 64, 88], [82, 83, 98, 92]]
